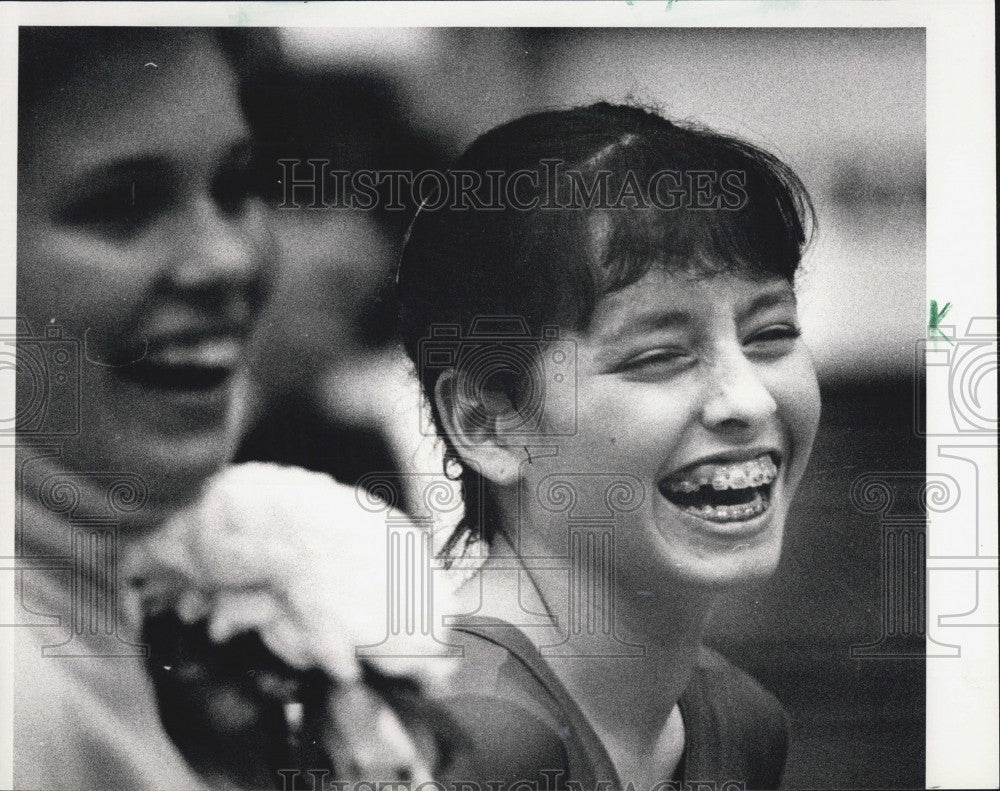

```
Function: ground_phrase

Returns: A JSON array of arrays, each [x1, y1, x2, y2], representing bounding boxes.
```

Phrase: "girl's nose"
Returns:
[[170, 194, 273, 297], [700, 351, 778, 436]]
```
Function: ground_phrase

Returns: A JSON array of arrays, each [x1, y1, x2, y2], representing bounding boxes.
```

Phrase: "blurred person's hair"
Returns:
[[241, 68, 450, 237], [240, 68, 449, 346], [18, 27, 281, 166]]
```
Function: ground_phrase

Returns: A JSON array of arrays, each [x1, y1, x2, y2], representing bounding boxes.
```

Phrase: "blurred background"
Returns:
[[240, 28, 925, 789]]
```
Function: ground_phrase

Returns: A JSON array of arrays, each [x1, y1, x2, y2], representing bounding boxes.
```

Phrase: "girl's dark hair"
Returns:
[[398, 102, 816, 558]]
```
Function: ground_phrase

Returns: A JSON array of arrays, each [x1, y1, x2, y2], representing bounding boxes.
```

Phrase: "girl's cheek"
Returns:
[[779, 354, 822, 449]]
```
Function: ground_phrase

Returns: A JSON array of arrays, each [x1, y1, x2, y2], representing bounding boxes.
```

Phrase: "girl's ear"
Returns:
[[433, 369, 521, 486]]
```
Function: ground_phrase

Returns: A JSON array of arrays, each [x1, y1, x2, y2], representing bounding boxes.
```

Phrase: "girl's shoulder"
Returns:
[[440, 616, 617, 786], [440, 620, 789, 790]]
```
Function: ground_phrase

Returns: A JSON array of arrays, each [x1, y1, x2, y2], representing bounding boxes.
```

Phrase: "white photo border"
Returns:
[[1, 2, 995, 788]]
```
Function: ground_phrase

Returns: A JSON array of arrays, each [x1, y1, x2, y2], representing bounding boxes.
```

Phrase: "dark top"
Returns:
[[234, 394, 410, 511], [439, 617, 788, 791], [235, 393, 398, 484]]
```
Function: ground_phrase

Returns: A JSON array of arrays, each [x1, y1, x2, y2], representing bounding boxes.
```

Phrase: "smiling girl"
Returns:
[[398, 103, 821, 789]]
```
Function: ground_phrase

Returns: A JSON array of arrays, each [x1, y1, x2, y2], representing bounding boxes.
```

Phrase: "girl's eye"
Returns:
[[58, 181, 173, 237], [744, 324, 801, 355], [212, 155, 266, 216], [616, 347, 694, 379]]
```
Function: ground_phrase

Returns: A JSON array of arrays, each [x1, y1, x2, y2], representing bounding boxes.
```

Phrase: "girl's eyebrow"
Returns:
[[64, 138, 257, 195], [63, 156, 177, 196], [596, 309, 691, 347], [737, 284, 798, 321]]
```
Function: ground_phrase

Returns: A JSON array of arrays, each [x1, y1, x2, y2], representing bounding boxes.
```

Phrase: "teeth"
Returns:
[[685, 490, 767, 523], [146, 337, 241, 369], [666, 454, 777, 493]]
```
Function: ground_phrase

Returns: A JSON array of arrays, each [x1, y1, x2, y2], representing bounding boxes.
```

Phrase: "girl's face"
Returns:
[[517, 266, 821, 590], [17, 34, 275, 523]]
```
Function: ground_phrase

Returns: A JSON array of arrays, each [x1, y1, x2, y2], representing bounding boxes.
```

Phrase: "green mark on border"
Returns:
[[230, 6, 251, 25], [929, 299, 954, 345]]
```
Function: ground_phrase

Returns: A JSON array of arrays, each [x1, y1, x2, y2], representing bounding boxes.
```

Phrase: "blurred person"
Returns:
[[236, 69, 450, 513], [14, 27, 276, 790], [14, 28, 454, 790], [397, 103, 822, 789]]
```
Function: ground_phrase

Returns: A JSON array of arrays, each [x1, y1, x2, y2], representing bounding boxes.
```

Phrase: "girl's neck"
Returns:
[[476, 527, 716, 772]]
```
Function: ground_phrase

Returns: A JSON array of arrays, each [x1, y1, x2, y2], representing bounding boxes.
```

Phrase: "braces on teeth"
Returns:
[[685, 492, 768, 522], [665, 455, 777, 494]]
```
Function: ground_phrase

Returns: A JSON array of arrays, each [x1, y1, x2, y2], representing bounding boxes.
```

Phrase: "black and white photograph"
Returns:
[[1, 3, 996, 791]]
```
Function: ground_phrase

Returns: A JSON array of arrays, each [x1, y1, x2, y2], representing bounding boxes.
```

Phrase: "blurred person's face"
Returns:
[[17, 34, 275, 526], [512, 267, 821, 592]]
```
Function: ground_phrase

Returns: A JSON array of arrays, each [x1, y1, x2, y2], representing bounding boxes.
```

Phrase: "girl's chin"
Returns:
[[642, 525, 786, 590], [677, 545, 784, 589], [641, 558, 782, 594], [145, 445, 231, 502]]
